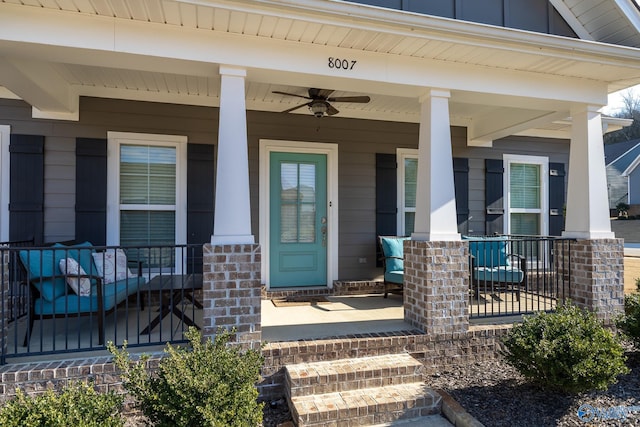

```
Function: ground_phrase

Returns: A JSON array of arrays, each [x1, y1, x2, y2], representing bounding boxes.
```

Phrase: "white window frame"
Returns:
[[107, 132, 187, 272], [503, 154, 549, 236], [0, 125, 9, 242], [397, 148, 418, 236]]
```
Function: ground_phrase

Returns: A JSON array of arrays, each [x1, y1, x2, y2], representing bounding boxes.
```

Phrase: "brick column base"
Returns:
[[404, 240, 469, 335], [568, 238, 624, 325], [202, 244, 261, 349]]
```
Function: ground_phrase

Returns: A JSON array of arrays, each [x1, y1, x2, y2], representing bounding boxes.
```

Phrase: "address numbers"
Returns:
[[328, 57, 357, 70]]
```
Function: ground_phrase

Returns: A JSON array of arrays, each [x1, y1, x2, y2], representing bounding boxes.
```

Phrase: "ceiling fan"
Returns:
[[273, 88, 371, 118]]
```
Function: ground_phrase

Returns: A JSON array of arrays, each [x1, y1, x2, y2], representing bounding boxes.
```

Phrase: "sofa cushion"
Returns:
[[92, 249, 138, 285], [59, 257, 91, 296], [473, 266, 524, 284], [20, 244, 70, 302], [33, 275, 147, 315], [466, 236, 509, 268], [384, 270, 404, 285], [380, 236, 409, 273]]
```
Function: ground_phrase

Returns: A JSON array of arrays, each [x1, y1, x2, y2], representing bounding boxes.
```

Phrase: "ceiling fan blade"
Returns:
[[281, 102, 311, 113], [327, 96, 371, 103], [310, 88, 334, 99], [273, 91, 312, 100], [326, 104, 340, 116]]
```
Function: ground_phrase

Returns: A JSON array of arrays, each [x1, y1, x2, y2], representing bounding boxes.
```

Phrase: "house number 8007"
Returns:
[[328, 57, 356, 70]]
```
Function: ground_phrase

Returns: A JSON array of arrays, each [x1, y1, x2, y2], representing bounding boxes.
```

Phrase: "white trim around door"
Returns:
[[259, 139, 339, 289], [0, 125, 9, 241]]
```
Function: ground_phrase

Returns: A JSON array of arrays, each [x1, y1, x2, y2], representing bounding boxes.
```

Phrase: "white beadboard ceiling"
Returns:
[[0, 0, 638, 137]]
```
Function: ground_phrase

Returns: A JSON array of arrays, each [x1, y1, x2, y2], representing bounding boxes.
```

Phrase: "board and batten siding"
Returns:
[[0, 97, 569, 281], [44, 136, 75, 243]]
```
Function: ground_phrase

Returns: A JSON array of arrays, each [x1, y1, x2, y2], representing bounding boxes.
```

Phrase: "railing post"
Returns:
[[403, 240, 469, 335], [202, 243, 261, 349], [1, 247, 8, 364]]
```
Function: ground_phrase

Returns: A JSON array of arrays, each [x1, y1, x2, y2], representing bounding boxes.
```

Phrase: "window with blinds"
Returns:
[[507, 161, 544, 236], [119, 145, 177, 268]]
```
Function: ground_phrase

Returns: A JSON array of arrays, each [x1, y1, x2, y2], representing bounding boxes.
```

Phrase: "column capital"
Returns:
[[219, 65, 247, 77], [570, 104, 605, 117], [418, 88, 450, 103]]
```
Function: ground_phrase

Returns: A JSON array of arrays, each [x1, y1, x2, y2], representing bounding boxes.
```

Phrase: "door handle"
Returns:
[[321, 217, 327, 247]]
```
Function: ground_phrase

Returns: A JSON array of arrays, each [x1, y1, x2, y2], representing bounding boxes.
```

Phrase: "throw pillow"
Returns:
[[58, 258, 92, 297], [92, 249, 138, 285]]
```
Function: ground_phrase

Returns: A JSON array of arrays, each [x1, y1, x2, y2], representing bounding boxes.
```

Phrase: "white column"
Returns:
[[211, 66, 254, 245], [412, 89, 460, 242], [563, 105, 614, 239]]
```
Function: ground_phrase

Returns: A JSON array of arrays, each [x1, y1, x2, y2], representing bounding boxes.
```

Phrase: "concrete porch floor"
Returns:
[[262, 294, 413, 342], [261, 293, 527, 342]]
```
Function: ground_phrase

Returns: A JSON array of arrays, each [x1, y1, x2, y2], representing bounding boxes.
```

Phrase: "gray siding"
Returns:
[[0, 97, 569, 281], [44, 137, 75, 243], [607, 164, 628, 208], [631, 168, 640, 205], [344, 0, 577, 38]]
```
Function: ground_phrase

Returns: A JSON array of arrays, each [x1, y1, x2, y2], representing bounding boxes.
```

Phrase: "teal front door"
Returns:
[[270, 152, 327, 287]]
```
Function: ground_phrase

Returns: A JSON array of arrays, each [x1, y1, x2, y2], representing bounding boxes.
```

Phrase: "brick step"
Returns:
[[290, 382, 442, 426], [285, 353, 424, 398]]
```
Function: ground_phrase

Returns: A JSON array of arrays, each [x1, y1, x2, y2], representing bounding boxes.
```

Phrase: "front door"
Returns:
[[270, 152, 327, 287]]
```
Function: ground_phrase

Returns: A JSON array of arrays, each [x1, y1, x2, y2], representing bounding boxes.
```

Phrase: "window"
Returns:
[[107, 132, 187, 271], [504, 154, 548, 236], [397, 148, 418, 236]]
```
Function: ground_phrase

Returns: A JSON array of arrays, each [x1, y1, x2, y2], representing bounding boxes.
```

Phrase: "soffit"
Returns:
[[0, 0, 637, 140]]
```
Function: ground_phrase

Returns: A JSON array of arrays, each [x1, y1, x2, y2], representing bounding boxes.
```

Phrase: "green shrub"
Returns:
[[502, 302, 629, 394], [0, 381, 124, 427], [108, 327, 264, 427], [617, 278, 640, 348]]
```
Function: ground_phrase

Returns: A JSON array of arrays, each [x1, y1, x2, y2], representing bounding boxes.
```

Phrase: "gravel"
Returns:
[[428, 347, 640, 427], [261, 348, 640, 426]]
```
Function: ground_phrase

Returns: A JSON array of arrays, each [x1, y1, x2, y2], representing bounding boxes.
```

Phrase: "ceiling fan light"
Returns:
[[310, 101, 328, 118]]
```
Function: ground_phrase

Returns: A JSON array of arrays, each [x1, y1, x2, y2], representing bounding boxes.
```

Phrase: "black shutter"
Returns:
[[485, 159, 504, 235], [453, 157, 469, 235], [187, 144, 215, 273], [9, 135, 44, 244], [75, 138, 107, 245], [376, 153, 397, 266], [548, 162, 566, 236]]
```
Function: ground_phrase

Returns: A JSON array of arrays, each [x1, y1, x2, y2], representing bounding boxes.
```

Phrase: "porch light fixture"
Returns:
[[309, 101, 328, 118]]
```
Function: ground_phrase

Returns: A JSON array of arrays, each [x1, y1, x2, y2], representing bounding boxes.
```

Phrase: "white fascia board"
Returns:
[[0, 3, 620, 106], [614, 0, 640, 33], [203, 0, 640, 62], [622, 154, 640, 176]]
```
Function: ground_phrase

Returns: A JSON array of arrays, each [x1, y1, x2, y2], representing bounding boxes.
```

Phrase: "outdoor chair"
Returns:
[[19, 241, 146, 346], [378, 236, 410, 298], [466, 236, 527, 301]]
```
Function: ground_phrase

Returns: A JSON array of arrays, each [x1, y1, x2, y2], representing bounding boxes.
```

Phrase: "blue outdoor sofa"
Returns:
[[19, 241, 147, 346]]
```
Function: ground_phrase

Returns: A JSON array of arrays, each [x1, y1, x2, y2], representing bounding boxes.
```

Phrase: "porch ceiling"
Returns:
[[0, 0, 639, 139]]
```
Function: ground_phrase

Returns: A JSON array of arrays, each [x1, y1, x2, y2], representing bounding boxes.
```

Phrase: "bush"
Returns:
[[108, 327, 264, 427], [502, 302, 629, 394], [0, 381, 124, 427], [617, 278, 640, 348]]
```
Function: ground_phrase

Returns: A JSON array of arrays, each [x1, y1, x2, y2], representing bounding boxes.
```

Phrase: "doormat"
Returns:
[[271, 296, 330, 307]]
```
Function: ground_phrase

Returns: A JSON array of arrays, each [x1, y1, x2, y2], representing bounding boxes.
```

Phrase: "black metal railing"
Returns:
[[466, 235, 572, 318], [1, 243, 204, 362]]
